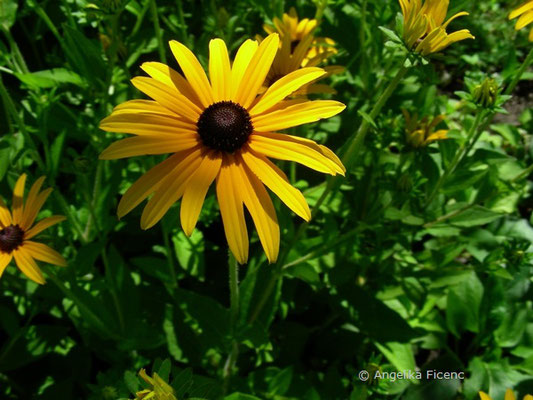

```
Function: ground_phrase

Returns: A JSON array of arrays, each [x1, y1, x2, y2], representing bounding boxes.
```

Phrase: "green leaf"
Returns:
[[0, 0, 17, 30], [14, 68, 84, 89], [358, 110, 377, 129], [374, 342, 417, 377], [442, 165, 488, 194], [225, 394, 262, 400], [378, 26, 402, 43], [124, 370, 139, 394], [448, 205, 503, 227], [62, 24, 106, 87], [267, 367, 293, 396], [446, 271, 483, 336], [173, 230, 205, 278]]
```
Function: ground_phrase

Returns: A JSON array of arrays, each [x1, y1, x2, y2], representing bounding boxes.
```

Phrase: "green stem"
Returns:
[[53, 191, 89, 245], [2, 28, 30, 74], [424, 110, 485, 208], [102, 247, 125, 333], [162, 225, 178, 288], [176, 0, 189, 46], [505, 47, 533, 96], [150, 0, 166, 63], [32, 4, 62, 43], [511, 163, 533, 183], [0, 74, 45, 171], [223, 253, 240, 391], [229, 253, 239, 327]]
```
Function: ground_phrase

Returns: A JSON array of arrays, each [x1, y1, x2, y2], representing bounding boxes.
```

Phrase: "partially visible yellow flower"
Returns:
[[262, 7, 342, 93], [403, 110, 448, 148], [479, 388, 533, 400], [509, 1, 533, 41], [0, 174, 67, 284], [134, 369, 177, 400], [399, 0, 474, 55]]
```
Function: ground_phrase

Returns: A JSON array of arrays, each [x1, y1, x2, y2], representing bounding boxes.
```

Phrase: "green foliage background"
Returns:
[[1, 0, 533, 399]]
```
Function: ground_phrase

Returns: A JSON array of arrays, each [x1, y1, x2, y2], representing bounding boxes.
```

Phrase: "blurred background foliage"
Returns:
[[0, 0, 533, 399]]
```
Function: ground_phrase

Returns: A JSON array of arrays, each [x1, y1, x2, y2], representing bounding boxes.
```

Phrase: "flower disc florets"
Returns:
[[197, 101, 253, 153], [0, 224, 24, 254]]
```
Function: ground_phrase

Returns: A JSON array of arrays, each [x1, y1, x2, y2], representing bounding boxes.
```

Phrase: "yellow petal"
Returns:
[[20, 176, 45, 230], [510, 2, 533, 20], [99, 134, 199, 160], [505, 389, 516, 400], [24, 215, 66, 240], [140, 62, 203, 107], [131, 77, 202, 122], [180, 151, 222, 236], [250, 67, 326, 116], [13, 248, 45, 284], [516, 10, 533, 30], [117, 153, 186, 218], [112, 99, 178, 116], [209, 39, 231, 102], [249, 132, 344, 175], [20, 188, 52, 231], [252, 100, 345, 132], [479, 392, 492, 400], [231, 39, 259, 99], [140, 148, 204, 229], [235, 33, 279, 109], [523, 395, 533, 400], [442, 11, 469, 29], [241, 148, 310, 221], [12, 174, 27, 225], [100, 112, 197, 136], [169, 40, 214, 107], [23, 241, 67, 267], [236, 154, 279, 263], [0, 196, 13, 227], [216, 155, 248, 264], [0, 252, 13, 278]]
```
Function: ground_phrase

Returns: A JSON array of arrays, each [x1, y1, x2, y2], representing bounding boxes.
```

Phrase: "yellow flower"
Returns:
[[0, 174, 67, 284], [399, 0, 474, 55], [479, 388, 533, 400], [262, 7, 342, 93], [509, 1, 533, 41], [403, 109, 448, 148], [134, 369, 177, 400], [99, 34, 345, 264]]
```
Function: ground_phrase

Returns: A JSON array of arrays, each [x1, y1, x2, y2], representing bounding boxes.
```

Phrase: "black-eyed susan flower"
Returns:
[[403, 109, 448, 148], [262, 7, 342, 93], [479, 389, 533, 400], [99, 34, 345, 265], [399, 0, 474, 56], [509, 1, 533, 42], [0, 174, 66, 284], [134, 369, 177, 400]]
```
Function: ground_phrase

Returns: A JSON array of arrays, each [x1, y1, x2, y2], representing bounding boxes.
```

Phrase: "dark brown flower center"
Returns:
[[0, 224, 24, 254], [197, 101, 253, 153]]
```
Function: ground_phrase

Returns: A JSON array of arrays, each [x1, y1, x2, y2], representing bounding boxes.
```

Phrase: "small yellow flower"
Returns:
[[399, 0, 474, 55], [403, 110, 448, 148], [509, 1, 533, 41], [99, 34, 345, 264], [262, 7, 342, 93], [0, 174, 67, 284], [134, 369, 177, 400], [479, 388, 533, 400]]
